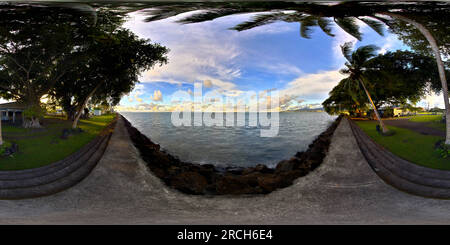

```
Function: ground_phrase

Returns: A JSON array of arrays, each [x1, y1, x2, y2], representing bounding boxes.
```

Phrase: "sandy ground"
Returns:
[[0, 116, 450, 224]]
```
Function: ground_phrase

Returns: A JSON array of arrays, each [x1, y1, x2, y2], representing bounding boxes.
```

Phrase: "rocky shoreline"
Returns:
[[123, 115, 343, 195]]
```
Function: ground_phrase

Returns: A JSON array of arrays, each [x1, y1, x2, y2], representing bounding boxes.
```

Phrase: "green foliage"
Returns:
[[23, 105, 45, 120], [50, 10, 168, 118], [436, 143, 450, 159], [324, 49, 442, 115], [0, 5, 95, 106], [0, 141, 12, 156]]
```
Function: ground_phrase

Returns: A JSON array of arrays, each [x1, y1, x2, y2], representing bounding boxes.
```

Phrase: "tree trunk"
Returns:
[[360, 78, 389, 133], [383, 12, 450, 144], [22, 99, 43, 128], [72, 84, 101, 129], [23, 117, 41, 128]]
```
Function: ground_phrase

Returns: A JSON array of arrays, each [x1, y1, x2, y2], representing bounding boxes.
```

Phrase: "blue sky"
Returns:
[[116, 10, 444, 111]]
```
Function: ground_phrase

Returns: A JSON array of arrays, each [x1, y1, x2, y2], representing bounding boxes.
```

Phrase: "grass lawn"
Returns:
[[409, 114, 445, 131], [0, 114, 116, 171], [355, 121, 449, 170]]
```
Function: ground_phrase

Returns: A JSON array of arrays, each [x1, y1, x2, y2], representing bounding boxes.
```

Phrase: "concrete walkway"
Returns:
[[0, 116, 450, 224]]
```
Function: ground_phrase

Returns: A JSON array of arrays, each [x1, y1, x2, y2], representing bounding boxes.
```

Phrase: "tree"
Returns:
[[378, 12, 450, 144], [363, 50, 443, 107], [322, 79, 368, 117], [337, 43, 389, 132], [324, 50, 444, 118], [137, 1, 450, 144], [50, 12, 168, 128], [0, 5, 95, 127]]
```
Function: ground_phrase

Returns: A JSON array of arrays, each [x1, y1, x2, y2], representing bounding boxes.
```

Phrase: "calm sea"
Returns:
[[121, 112, 336, 168]]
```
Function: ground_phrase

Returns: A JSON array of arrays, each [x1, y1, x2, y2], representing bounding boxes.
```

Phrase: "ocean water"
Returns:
[[121, 112, 336, 168]]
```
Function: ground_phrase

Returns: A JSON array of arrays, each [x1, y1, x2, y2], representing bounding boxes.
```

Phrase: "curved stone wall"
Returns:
[[0, 118, 116, 199], [349, 118, 450, 199]]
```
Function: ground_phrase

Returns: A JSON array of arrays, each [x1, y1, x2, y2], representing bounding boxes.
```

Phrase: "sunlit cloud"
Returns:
[[151, 90, 163, 101]]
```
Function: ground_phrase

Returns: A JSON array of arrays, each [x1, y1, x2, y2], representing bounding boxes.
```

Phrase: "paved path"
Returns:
[[384, 118, 445, 137], [0, 117, 450, 224]]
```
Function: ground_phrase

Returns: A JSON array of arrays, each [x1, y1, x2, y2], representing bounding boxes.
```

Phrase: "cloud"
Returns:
[[151, 90, 163, 101], [280, 69, 346, 101], [126, 12, 242, 93], [379, 35, 404, 54], [203, 79, 213, 88]]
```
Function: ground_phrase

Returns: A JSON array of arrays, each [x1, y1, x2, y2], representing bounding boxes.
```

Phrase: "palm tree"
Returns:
[[138, 1, 449, 143], [339, 42, 388, 133]]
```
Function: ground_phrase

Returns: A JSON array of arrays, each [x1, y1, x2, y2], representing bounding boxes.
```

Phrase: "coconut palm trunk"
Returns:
[[384, 12, 450, 144], [359, 78, 388, 133]]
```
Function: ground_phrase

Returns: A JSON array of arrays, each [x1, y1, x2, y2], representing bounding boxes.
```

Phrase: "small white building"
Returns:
[[93, 109, 102, 116], [0, 102, 26, 124]]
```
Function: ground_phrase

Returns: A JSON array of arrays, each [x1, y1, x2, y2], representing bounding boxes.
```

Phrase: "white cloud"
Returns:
[[126, 12, 242, 93], [280, 69, 346, 101], [379, 34, 404, 54], [203, 79, 213, 88], [151, 90, 163, 101]]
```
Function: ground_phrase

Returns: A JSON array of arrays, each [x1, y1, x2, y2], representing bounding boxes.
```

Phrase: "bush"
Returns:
[[0, 141, 12, 156], [435, 140, 450, 159]]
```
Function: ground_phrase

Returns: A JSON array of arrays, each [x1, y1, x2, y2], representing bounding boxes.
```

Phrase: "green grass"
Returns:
[[0, 114, 116, 171], [409, 114, 445, 131], [2, 125, 30, 133], [355, 121, 449, 170]]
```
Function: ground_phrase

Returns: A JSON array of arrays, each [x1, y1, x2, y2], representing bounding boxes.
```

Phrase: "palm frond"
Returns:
[[358, 17, 384, 36], [299, 15, 317, 39], [352, 44, 379, 65], [340, 42, 354, 63], [177, 9, 244, 24], [334, 17, 362, 41], [231, 12, 284, 31], [317, 17, 334, 37]]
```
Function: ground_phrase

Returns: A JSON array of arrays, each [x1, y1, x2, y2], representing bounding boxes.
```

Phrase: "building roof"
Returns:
[[0, 102, 26, 110]]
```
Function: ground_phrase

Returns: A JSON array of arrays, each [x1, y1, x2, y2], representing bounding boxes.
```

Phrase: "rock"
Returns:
[[170, 171, 208, 194], [295, 151, 304, 158], [257, 175, 283, 193], [254, 164, 274, 174], [61, 128, 70, 139], [275, 159, 295, 173], [11, 143, 18, 153], [225, 166, 245, 175], [215, 175, 255, 195], [3, 143, 19, 156]]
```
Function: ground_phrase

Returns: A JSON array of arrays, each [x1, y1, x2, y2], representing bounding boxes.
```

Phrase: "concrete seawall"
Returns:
[[0, 116, 450, 224]]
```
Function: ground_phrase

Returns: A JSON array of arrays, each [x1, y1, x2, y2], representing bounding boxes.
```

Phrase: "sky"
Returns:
[[116, 10, 446, 112]]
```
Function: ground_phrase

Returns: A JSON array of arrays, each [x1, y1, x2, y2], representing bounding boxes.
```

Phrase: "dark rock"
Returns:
[[215, 175, 255, 195], [254, 164, 274, 174], [257, 175, 284, 193], [170, 171, 208, 194], [295, 151, 304, 158], [225, 166, 245, 175], [3, 142, 19, 156], [61, 128, 70, 139], [275, 159, 295, 173], [11, 143, 18, 153]]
